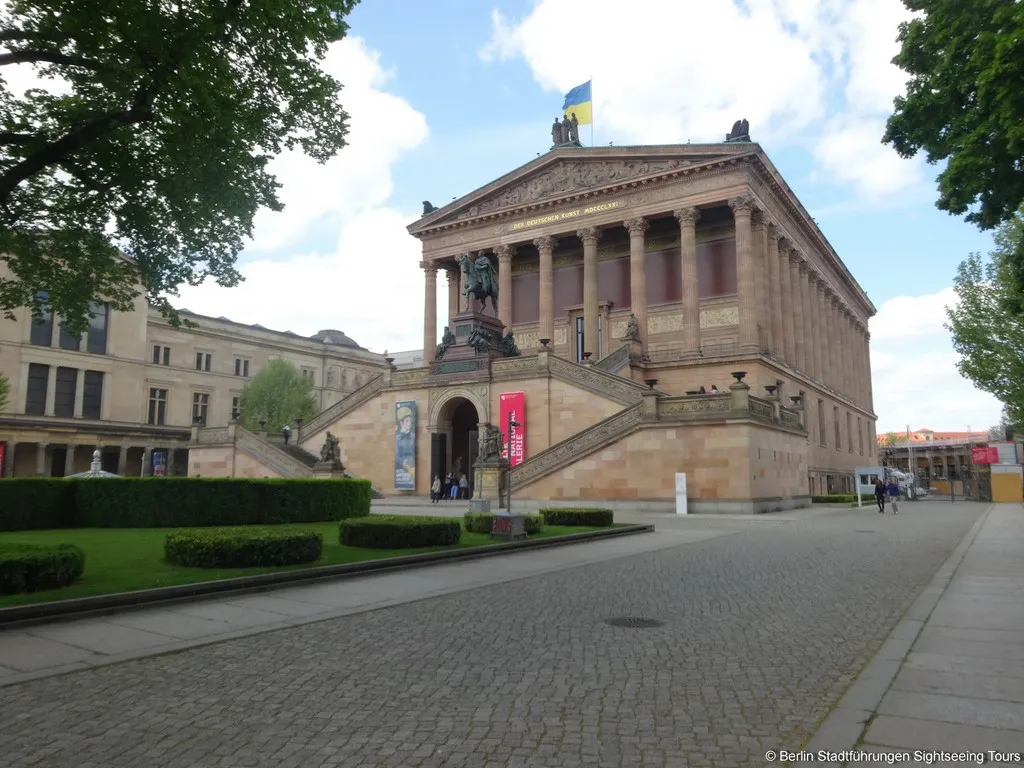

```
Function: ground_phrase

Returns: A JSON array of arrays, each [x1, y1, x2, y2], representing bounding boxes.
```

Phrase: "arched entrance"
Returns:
[[432, 396, 480, 497]]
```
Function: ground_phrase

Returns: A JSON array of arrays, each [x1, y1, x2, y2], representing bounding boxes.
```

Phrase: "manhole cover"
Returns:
[[606, 617, 664, 628]]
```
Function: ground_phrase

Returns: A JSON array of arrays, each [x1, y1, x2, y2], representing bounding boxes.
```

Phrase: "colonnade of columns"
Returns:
[[419, 195, 873, 410], [1, 440, 180, 477]]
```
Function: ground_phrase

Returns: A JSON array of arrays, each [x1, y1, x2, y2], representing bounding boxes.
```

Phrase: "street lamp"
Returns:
[[505, 412, 521, 514]]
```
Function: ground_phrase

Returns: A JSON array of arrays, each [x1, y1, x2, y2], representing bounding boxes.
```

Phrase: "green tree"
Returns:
[[945, 208, 1024, 422], [238, 359, 317, 434], [0, 0, 357, 333], [0, 373, 9, 413], [883, 2, 1024, 308]]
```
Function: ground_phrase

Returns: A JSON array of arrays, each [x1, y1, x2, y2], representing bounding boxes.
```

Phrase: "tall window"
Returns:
[[54, 367, 78, 417], [575, 316, 585, 363], [82, 371, 103, 419], [834, 405, 841, 450], [148, 388, 168, 425], [58, 320, 81, 351], [25, 363, 49, 415], [86, 302, 109, 354], [817, 399, 826, 446], [192, 393, 209, 425], [195, 352, 212, 371], [301, 368, 315, 382], [858, 417, 864, 455], [234, 357, 250, 377], [231, 396, 241, 421], [29, 290, 53, 347], [152, 345, 170, 365], [846, 412, 853, 452]]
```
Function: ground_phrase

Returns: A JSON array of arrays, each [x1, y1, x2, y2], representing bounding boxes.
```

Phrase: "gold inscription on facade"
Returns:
[[510, 200, 623, 231]]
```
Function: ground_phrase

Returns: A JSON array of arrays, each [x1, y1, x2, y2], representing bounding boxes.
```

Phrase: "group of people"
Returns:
[[873, 477, 902, 514], [697, 385, 721, 394], [431, 472, 469, 503]]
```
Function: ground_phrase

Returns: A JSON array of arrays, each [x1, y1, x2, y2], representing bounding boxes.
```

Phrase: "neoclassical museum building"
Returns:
[[183, 136, 877, 512]]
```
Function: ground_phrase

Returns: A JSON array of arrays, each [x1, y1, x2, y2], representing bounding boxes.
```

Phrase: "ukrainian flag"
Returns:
[[562, 80, 592, 126]]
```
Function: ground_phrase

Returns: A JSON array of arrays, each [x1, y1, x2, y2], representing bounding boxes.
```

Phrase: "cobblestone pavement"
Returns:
[[0, 503, 983, 768]]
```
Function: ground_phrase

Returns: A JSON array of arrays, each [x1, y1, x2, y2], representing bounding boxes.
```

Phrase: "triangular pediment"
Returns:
[[409, 143, 758, 234]]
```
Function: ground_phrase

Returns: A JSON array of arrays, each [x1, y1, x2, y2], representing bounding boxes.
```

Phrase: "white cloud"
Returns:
[[176, 37, 437, 353], [478, 0, 923, 196], [869, 289, 1003, 432]]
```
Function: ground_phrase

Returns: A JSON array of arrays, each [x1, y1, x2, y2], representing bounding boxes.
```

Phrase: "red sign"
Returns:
[[0, 442, 5, 478], [499, 392, 526, 467], [972, 446, 995, 464]]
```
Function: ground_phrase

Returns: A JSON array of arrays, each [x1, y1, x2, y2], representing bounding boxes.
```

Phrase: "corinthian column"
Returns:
[[807, 272, 822, 381], [496, 245, 514, 329], [797, 258, 812, 373], [816, 280, 831, 388], [752, 211, 772, 353], [578, 227, 600, 358], [674, 207, 701, 357], [728, 197, 759, 353], [446, 265, 460, 325], [779, 239, 797, 366], [844, 310, 856, 402], [534, 235, 556, 343], [421, 260, 437, 360], [825, 293, 838, 392], [624, 217, 649, 347], [766, 226, 784, 359]]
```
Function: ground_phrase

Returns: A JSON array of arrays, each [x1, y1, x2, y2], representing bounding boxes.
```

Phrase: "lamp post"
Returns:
[[505, 412, 521, 514]]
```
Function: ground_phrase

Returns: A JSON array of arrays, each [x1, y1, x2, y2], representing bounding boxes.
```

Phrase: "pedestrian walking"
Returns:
[[282, 424, 291, 445], [874, 478, 886, 513], [887, 478, 900, 514], [430, 475, 441, 503], [459, 473, 469, 500]]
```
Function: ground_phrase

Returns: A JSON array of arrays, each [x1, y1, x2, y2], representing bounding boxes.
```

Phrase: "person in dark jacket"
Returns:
[[886, 478, 900, 514], [874, 478, 886, 513]]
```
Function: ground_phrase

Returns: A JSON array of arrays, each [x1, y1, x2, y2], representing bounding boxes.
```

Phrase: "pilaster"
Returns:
[[779, 240, 797, 367], [74, 369, 84, 417], [35, 442, 48, 476], [118, 444, 128, 475], [421, 260, 438, 363], [624, 217, 649, 349], [142, 445, 153, 477], [766, 225, 785, 361], [45, 365, 56, 416], [496, 244, 515, 329], [64, 443, 76, 476], [577, 228, 600, 359], [797, 258, 813, 374], [825, 293, 838, 393], [3, 440, 16, 478], [817, 282, 832, 389], [728, 197, 759, 353], [534, 236, 556, 345], [446, 265, 460, 325], [808, 272, 823, 383], [752, 210, 772, 354], [674, 208, 701, 358]]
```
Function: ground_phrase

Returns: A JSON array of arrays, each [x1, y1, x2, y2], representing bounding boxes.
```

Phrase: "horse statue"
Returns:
[[458, 253, 498, 313]]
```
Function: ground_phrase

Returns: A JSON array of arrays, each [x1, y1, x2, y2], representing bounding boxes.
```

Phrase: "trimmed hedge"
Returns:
[[0, 543, 85, 594], [812, 494, 871, 504], [464, 512, 544, 535], [0, 477, 372, 531], [0, 479, 77, 531], [540, 507, 614, 527], [164, 528, 324, 568], [340, 515, 462, 549]]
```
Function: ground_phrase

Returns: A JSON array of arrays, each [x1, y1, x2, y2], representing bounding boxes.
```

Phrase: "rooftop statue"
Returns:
[[726, 118, 750, 142]]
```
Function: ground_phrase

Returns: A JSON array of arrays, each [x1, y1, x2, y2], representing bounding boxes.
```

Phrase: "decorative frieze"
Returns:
[[391, 368, 430, 388], [194, 427, 230, 445], [647, 312, 684, 335], [749, 397, 775, 421], [554, 327, 568, 346], [700, 305, 739, 329], [548, 356, 648, 405], [658, 396, 732, 417]]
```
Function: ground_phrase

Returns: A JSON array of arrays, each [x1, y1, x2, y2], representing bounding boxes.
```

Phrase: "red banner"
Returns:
[[499, 391, 526, 467], [0, 442, 5, 477], [972, 446, 992, 464], [989, 446, 1000, 463]]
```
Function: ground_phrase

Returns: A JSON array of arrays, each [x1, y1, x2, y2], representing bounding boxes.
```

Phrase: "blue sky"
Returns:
[[175, 0, 1005, 432]]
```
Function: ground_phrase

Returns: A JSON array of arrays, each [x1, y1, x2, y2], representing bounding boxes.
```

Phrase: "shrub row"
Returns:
[[0, 478, 372, 531], [0, 543, 85, 594], [464, 512, 544, 535], [340, 516, 462, 549], [539, 507, 614, 527], [164, 528, 324, 569], [811, 494, 871, 504]]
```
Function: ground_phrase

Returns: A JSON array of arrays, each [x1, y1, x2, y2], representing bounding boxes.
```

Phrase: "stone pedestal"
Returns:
[[473, 460, 507, 508], [313, 460, 348, 479], [433, 309, 508, 375]]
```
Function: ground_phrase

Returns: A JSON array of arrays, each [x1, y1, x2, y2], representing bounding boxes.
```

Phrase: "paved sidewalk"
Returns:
[[0, 526, 734, 689], [807, 502, 1024, 766]]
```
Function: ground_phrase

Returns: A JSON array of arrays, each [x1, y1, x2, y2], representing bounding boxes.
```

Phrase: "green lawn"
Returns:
[[0, 521, 608, 608]]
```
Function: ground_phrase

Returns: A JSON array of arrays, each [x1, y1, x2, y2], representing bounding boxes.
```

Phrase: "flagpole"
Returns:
[[590, 75, 594, 147]]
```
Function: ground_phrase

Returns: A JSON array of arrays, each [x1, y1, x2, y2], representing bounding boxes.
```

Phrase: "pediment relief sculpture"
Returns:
[[455, 158, 692, 220]]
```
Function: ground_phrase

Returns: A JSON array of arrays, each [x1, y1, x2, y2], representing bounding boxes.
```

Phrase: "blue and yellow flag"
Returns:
[[562, 80, 592, 126]]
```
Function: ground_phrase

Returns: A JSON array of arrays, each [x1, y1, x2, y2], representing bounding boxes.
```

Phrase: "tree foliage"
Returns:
[[945, 208, 1024, 423], [884, 1, 1024, 309], [238, 359, 317, 434], [884, 1, 1024, 230], [0, 0, 357, 333], [0, 372, 9, 413]]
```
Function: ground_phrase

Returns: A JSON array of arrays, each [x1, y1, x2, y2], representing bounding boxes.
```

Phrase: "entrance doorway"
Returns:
[[431, 397, 479, 498]]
